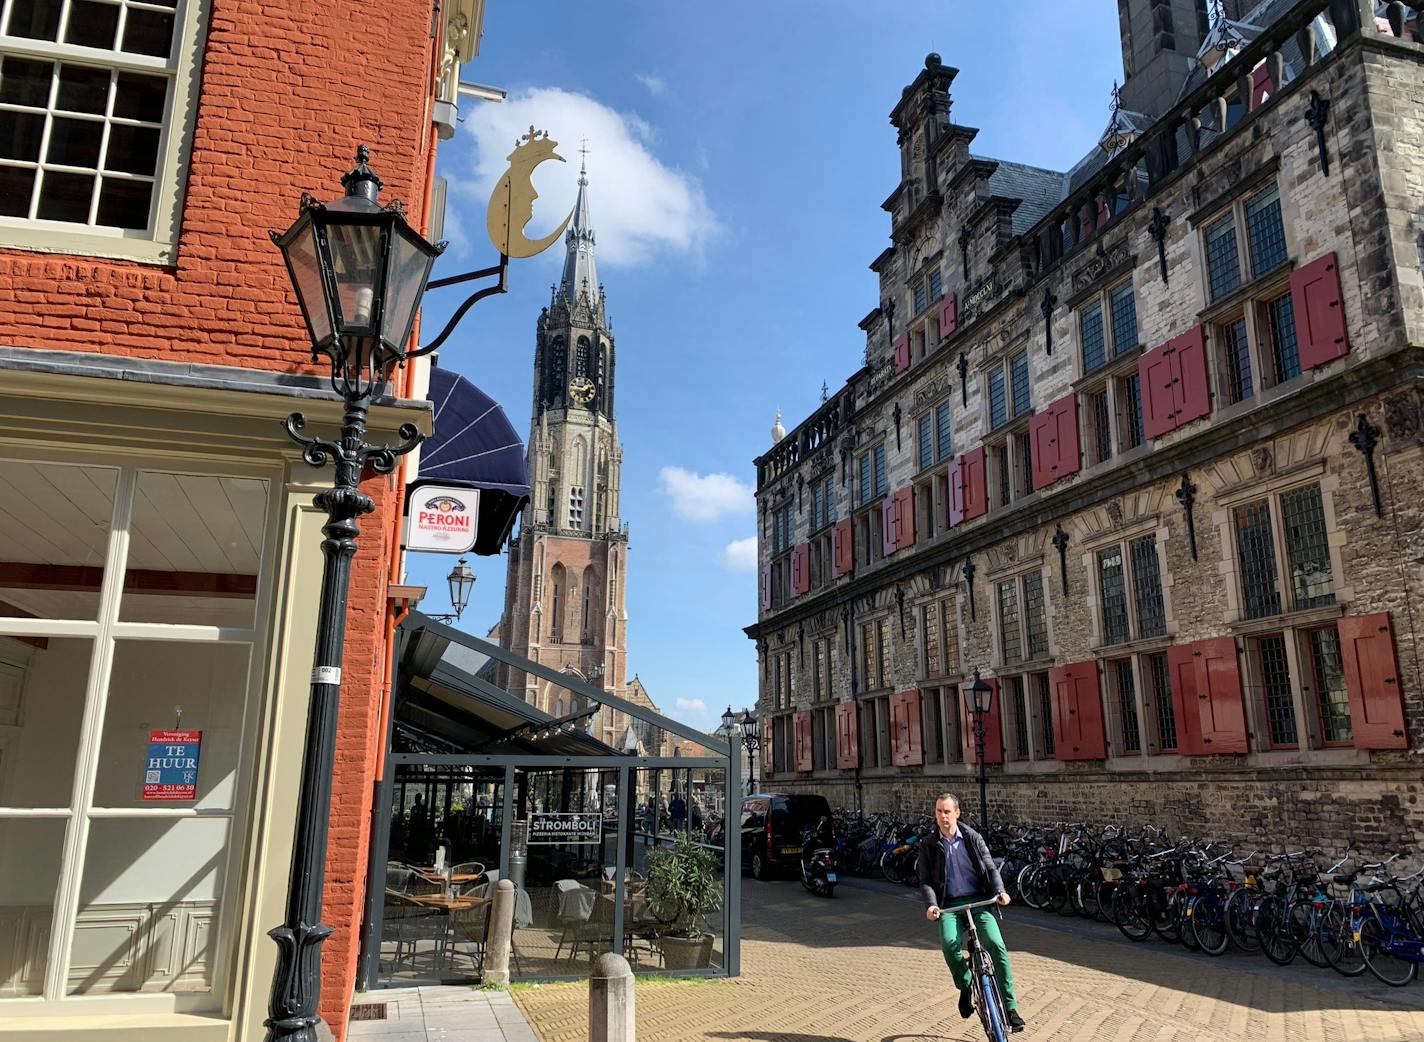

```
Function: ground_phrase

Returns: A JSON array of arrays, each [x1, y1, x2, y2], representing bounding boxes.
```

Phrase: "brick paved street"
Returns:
[[512, 876, 1424, 1042]]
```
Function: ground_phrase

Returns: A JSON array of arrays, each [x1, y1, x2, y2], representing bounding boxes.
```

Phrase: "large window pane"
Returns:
[[0, 819, 65, 996], [0, 461, 117, 620], [1130, 535, 1165, 638], [93, 641, 251, 810], [1080, 301, 1106, 373], [1281, 484, 1333, 609], [997, 581, 1021, 663], [1205, 213, 1241, 301], [1310, 628, 1352, 744], [1098, 546, 1129, 645], [1235, 501, 1281, 619], [121, 472, 268, 626], [69, 817, 231, 995], [0, 637, 91, 808], [1245, 185, 1287, 276]]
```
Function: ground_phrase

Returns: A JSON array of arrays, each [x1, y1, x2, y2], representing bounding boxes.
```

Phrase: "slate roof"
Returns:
[[977, 157, 1069, 235]]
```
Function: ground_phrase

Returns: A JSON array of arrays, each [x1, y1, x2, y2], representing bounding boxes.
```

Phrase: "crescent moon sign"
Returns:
[[487, 127, 575, 259]]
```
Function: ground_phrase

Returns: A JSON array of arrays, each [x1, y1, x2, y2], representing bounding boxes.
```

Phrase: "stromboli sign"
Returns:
[[528, 812, 603, 845], [404, 484, 480, 553]]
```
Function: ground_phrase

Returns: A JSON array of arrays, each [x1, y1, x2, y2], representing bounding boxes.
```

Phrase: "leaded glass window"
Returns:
[[1120, 373, 1144, 450], [923, 601, 941, 678], [1090, 389, 1112, 464], [1147, 652, 1176, 751], [1309, 627, 1352, 744], [918, 414, 933, 471], [876, 618, 890, 689], [998, 580, 1021, 663], [930, 268, 942, 300], [858, 454, 871, 506], [1245, 184, 1287, 277], [1109, 281, 1138, 355], [1115, 661, 1141, 753], [1258, 634, 1297, 746], [1130, 534, 1166, 638], [1036, 673, 1055, 757], [1010, 351, 1031, 416], [1098, 545, 1129, 645], [1024, 572, 1048, 659], [1009, 676, 1029, 758], [1282, 484, 1334, 608], [1267, 293, 1299, 383], [914, 280, 927, 315], [873, 444, 887, 498], [1205, 212, 1241, 301], [1222, 315, 1253, 403], [1235, 500, 1281, 619], [1015, 430, 1033, 499], [935, 402, 952, 460], [1081, 300, 1106, 373], [989, 369, 1007, 429]]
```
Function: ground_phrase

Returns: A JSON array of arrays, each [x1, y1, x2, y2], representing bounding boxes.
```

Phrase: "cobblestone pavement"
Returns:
[[512, 875, 1424, 1042]]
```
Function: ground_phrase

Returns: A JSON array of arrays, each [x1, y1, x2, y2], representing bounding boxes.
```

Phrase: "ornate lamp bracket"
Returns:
[[1348, 414, 1384, 517], [892, 402, 903, 451], [1305, 91, 1331, 177], [1051, 524, 1070, 596], [1175, 473, 1199, 560], [895, 584, 907, 639], [958, 225, 972, 279], [1040, 286, 1057, 355], [962, 558, 977, 622], [1148, 207, 1170, 285], [957, 352, 970, 407]]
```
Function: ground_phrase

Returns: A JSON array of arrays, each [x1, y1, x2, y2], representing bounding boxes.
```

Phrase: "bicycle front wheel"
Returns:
[[1360, 917, 1419, 987], [977, 971, 1010, 1042], [1292, 901, 1330, 969], [1318, 904, 1366, 977], [1224, 888, 1259, 952], [1257, 895, 1299, 966], [1191, 894, 1230, 956], [1114, 883, 1154, 942]]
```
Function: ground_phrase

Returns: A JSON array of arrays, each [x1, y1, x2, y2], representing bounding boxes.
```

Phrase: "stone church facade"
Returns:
[[748, 0, 1424, 853], [497, 161, 671, 752]]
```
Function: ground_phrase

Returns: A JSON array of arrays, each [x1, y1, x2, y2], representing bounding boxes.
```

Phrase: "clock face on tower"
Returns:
[[568, 375, 596, 405]]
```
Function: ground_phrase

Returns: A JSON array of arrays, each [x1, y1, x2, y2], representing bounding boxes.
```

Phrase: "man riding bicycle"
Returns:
[[917, 793, 1025, 1033]]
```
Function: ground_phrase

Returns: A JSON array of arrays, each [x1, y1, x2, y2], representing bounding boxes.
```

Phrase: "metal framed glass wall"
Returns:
[[360, 615, 738, 987]]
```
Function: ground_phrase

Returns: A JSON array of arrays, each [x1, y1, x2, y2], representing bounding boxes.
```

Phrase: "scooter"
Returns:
[[799, 817, 838, 897]]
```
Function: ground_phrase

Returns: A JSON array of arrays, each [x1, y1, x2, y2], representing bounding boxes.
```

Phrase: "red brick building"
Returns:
[[0, 0, 486, 1036]]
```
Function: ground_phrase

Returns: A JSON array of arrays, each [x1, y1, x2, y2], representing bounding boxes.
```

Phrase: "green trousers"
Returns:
[[936, 896, 1018, 1011]]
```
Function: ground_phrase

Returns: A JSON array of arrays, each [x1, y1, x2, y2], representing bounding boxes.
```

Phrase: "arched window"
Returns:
[[582, 565, 597, 636], [550, 564, 565, 641], [575, 337, 590, 377]]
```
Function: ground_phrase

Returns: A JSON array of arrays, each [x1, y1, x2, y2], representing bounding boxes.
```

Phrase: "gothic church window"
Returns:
[[569, 486, 584, 526], [576, 337, 590, 376], [550, 564, 565, 642]]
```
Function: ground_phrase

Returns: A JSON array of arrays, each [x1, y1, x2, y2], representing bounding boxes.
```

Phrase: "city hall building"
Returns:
[[0, 0, 488, 1036], [748, 0, 1424, 853]]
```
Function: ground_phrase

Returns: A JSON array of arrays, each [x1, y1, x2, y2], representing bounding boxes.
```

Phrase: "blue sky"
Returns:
[[404, 1, 1124, 734]]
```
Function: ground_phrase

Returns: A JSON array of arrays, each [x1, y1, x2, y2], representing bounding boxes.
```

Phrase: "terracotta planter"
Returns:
[[658, 933, 714, 970]]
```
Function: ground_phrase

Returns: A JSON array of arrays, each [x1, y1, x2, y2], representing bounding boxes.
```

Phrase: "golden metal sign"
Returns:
[[486, 126, 573, 258]]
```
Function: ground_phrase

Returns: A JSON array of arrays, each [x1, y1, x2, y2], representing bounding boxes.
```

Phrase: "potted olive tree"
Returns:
[[645, 832, 722, 969]]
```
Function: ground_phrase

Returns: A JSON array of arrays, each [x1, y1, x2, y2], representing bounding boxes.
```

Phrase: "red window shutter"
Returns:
[[1138, 341, 1178, 440], [831, 517, 853, 578], [1096, 196, 1109, 229], [799, 543, 813, 595], [1080, 204, 1095, 241], [881, 496, 898, 557], [890, 689, 924, 767], [961, 678, 1004, 765], [894, 332, 911, 373], [789, 545, 803, 597], [1048, 661, 1105, 760], [761, 564, 772, 612], [1195, 636, 1249, 754], [894, 486, 916, 548], [1166, 643, 1205, 755], [961, 446, 987, 522], [1339, 613, 1408, 749], [1033, 392, 1081, 491], [1170, 325, 1212, 427], [763, 724, 775, 774], [1250, 63, 1273, 109], [939, 292, 958, 340], [947, 455, 965, 527], [835, 701, 859, 769], [1291, 252, 1350, 370], [1028, 410, 1055, 491], [795, 710, 813, 771]]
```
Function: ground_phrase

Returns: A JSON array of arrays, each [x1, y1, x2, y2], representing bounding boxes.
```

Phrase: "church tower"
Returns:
[[499, 158, 632, 744]]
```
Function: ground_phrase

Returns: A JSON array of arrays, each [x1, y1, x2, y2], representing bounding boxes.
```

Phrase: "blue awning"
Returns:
[[411, 366, 529, 556], [420, 365, 530, 496]]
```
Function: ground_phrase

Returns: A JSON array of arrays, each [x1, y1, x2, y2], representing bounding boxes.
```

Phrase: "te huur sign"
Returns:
[[143, 729, 202, 801], [528, 812, 602, 845]]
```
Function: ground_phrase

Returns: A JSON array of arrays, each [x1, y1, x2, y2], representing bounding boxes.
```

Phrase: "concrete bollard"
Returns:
[[589, 952, 635, 1042], [484, 879, 517, 985]]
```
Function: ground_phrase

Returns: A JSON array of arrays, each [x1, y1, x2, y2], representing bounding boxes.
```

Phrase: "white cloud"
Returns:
[[450, 87, 717, 267], [721, 537, 758, 573], [634, 72, 666, 96], [657, 466, 754, 522], [675, 697, 707, 715]]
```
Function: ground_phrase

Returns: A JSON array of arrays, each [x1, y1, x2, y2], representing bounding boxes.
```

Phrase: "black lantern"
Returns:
[[270, 145, 445, 399], [446, 557, 476, 620], [739, 708, 760, 743], [967, 670, 994, 716], [721, 705, 738, 735]]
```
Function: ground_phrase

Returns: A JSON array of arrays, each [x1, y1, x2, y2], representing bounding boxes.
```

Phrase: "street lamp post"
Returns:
[[739, 709, 760, 794], [427, 556, 476, 623], [263, 145, 526, 1042], [966, 670, 994, 831]]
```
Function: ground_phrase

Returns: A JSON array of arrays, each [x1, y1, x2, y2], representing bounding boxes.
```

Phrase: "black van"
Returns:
[[738, 792, 834, 879]]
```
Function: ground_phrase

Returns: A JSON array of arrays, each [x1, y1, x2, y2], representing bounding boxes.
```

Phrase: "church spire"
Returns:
[[560, 145, 599, 308]]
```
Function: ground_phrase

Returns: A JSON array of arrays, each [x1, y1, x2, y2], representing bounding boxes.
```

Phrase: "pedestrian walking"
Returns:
[[916, 792, 1026, 1032]]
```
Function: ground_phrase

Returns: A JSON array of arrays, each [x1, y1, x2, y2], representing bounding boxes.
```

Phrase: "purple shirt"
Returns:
[[939, 829, 980, 901]]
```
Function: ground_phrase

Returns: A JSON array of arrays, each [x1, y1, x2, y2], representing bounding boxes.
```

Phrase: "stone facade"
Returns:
[[747, 1, 1424, 858]]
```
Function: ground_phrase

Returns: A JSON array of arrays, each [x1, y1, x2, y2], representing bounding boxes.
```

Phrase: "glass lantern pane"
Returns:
[[326, 222, 383, 333], [282, 222, 331, 346], [382, 225, 437, 351]]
